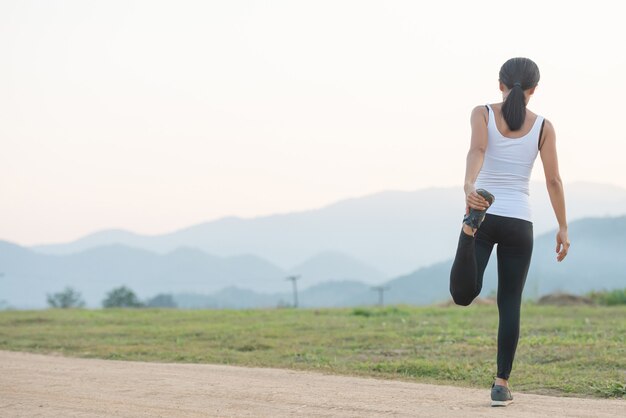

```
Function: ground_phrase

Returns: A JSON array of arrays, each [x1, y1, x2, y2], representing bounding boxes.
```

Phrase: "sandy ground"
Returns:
[[1, 351, 624, 417]]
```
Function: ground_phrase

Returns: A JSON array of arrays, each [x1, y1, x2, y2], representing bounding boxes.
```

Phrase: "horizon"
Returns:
[[2, 1, 625, 245]]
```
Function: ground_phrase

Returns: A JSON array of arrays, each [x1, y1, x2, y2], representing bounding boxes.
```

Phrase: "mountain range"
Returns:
[[1, 215, 625, 309], [0, 244, 383, 308], [177, 215, 626, 308], [27, 182, 626, 277]]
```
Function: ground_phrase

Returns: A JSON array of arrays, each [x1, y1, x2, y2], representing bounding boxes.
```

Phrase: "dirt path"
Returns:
[[1, 351, 624, 417]]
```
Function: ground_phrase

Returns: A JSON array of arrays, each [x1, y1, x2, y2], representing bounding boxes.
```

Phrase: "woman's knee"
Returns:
[[450, 289, 476, 306]]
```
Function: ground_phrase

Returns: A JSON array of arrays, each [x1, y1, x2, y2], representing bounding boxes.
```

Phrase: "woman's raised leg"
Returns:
[[449, 217, 495, 306]]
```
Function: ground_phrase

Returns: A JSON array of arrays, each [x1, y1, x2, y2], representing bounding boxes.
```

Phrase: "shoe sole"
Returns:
[[476, 189, 495, 205], [491, 399, 513, 407]]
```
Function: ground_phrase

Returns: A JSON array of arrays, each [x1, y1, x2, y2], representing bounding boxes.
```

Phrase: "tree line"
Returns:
[[46, 286, 176, 308]]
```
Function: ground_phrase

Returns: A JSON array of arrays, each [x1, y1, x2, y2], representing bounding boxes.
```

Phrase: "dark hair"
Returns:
[[499, 57, 540, 131]]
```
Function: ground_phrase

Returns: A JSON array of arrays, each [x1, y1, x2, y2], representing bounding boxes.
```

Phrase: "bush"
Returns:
[[351, 306, 408, 317], [102, 286, 143, 308], [587, 288, 626, 306], [352, 307, 373, 317], [146, 293, 177, 308], [47, 287, 85, 308]]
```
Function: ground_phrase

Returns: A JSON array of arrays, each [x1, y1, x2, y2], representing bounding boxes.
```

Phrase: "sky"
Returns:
[[1, 0, 625, 245]]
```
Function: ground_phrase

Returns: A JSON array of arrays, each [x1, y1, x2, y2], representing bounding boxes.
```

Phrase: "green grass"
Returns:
[[0, 304, 624, 398]]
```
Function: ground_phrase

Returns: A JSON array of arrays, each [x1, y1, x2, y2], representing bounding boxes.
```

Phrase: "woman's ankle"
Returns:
[[494, 377, 508, 387], [462, 224, 476, 236]]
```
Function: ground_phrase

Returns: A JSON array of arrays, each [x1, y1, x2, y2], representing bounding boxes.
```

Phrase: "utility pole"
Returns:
[[371, 285, 390, 307], [286, 275, 300, 308]]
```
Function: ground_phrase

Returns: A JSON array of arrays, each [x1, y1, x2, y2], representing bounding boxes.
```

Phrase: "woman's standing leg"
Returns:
[[495, 218, 534, 380], [449, 216, 496, 306]]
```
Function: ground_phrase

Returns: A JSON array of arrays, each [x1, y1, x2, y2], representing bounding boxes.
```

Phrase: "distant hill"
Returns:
[[174, 280, 372, 309], [377, 215, 626, 305], [0, 243, 382, 309], [0, 243, 285, 308], [174, 215, 626, 309], [1, 216, 624, 309], [287, 251, 385, 284], [527, 216, 626, 296], [29, 182, 626, 277]]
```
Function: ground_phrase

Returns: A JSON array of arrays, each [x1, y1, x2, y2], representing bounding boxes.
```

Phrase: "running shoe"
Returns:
[[491, 383, 513, 407], [463, 189, 495, 230]]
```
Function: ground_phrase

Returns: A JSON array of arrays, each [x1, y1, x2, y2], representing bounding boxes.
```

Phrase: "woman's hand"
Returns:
[[556, 227, 570, 262], [464, 185, 490, 213]]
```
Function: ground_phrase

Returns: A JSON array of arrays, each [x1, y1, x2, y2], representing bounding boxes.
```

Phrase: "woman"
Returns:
[[449, 57, 570, 407]]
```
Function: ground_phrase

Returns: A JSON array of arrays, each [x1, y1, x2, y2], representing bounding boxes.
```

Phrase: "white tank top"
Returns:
[[475, 104, 544, 222]]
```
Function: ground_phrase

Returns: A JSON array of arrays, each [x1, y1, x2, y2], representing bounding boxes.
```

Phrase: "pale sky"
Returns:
[[1, 0, 625, 245]]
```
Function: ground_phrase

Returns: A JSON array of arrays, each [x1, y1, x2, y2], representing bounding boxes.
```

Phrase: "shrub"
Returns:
[[146, 293, 177, 308], [587, 288, 626, 306], [47, 287, 85, 308], [102, 286, 143, 308]]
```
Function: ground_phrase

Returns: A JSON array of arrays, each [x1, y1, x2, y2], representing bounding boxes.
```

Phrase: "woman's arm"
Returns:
[[539, 120, 570, 261], [464, 106, 490, 211]]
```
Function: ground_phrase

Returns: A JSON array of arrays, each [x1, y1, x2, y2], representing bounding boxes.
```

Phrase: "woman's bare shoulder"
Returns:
[[470, 105, 489, 121]]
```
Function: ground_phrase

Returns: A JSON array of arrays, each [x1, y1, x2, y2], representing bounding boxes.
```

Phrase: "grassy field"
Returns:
[[1, 304, 624, 398]]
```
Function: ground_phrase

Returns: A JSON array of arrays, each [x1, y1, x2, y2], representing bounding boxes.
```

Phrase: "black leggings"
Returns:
[[449, 214, 533, 380]]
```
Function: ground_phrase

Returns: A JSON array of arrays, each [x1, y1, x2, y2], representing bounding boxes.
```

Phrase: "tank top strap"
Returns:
[[485, 104, 495, 129], [485, 103, 493, 117]]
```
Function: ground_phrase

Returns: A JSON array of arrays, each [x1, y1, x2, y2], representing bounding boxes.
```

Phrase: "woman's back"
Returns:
[[489, 103, 539, 139], [475, 104, 544, 222]]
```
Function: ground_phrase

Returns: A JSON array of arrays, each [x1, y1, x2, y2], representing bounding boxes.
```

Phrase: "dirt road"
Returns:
[[1, 350, 624, 417]]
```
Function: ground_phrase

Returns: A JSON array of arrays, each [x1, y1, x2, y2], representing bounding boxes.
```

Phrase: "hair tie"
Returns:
[[513, 82, 522, 88]]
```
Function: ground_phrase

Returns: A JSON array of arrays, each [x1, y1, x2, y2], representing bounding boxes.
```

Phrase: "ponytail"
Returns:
[[501, 84, 526, 131], [498, 58, 540, 131]]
